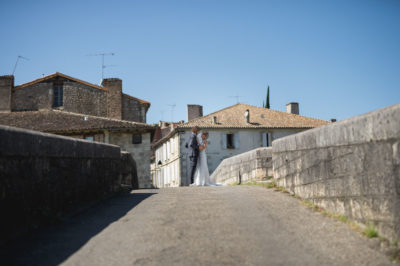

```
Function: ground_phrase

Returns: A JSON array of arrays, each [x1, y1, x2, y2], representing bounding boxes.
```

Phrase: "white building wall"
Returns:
[[153, 133, 180, 188], [155, 127, 305, 187]]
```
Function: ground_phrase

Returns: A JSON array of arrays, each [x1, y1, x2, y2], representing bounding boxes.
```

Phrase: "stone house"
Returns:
[[0, 72, 150, 122], [151, 103, 329, 187], [0, 73, 154, 188]]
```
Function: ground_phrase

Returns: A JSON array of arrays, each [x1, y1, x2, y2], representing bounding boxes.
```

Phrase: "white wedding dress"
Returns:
[[192, 136, 218, 186]]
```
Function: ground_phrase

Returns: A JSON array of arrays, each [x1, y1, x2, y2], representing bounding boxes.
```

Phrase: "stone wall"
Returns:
[[0, 75, 13, 112], [273, 104, 400, 242], [109, 132, 152, 188], [210, 147, 272, 185], [12, 82, 53, 111], [0, 125, 133, 242], [122, 96, 146, 123], [63, 81, 107, 117]]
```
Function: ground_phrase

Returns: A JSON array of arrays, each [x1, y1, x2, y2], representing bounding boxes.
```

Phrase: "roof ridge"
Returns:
[[180, 103, 242, 125], [13, 72, 107, 91]]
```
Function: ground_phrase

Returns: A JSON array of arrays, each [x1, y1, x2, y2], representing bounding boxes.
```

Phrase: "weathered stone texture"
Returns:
[[109, 132, 152, 188], [122, 96, 146, 123], [63, 81, 107, 117], [12, 82, 53, 111], [273, 103, 400, 242], [0, 125, 131, 242], [0, 75, 13, 112], [210, 147, 272, 185], [102, 78, 122, 120]]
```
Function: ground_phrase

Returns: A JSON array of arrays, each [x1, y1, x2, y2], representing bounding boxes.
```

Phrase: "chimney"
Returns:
[[0, 75, 14, 112], [330, 118, 337, 123], [102, 78, 122, 120], [244, 109, 250, 123], [286, 102, 299, 115], [187, 104, 203, 121]]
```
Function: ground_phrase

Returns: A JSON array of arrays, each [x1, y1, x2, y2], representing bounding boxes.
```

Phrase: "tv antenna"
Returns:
[[229, 94, 244, 104], [167, 104, 176, 122], [87, 52, 115, 80], [12, 55, 30, 75]]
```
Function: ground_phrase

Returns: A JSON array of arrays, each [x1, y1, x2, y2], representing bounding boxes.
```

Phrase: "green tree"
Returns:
[[266, 86, 270, 109]]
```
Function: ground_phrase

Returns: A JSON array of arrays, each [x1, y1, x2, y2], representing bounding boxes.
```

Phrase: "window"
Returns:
[[227, 134, 235, 149], [132, 134, 142, 144], [262, 132, 272, 147], [84, 136, 94, 141], [53, 84, 63, 107]]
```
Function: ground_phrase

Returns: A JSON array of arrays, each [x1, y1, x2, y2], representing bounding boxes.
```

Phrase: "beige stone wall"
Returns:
[[109, 132, 152, 188], [0, 76, 13, 112]]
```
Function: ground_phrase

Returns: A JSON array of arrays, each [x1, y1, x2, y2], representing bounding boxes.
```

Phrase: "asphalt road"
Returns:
[[1, 186, 395, 266]]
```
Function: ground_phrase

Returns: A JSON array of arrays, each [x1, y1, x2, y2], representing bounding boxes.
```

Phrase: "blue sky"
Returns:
[[1, 0, 399, 123]]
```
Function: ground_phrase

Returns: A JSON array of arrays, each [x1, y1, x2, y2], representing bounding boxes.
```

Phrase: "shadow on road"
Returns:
[[0, 191, 155, 266]]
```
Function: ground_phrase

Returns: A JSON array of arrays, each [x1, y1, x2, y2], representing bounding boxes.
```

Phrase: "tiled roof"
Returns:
[[178, 103, 329, 129], [0, 110, 155, 133], [13, 72, 151, 105]]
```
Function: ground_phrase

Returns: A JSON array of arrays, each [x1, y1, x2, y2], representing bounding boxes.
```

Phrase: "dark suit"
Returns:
[[187, 133, 200, 184]]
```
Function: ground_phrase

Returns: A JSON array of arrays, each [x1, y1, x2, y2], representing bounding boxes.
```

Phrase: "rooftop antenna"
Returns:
[[167, 104, 176, 122], [12, 55, 30, 75], [229, 94, 243, 104], [160, 110, 165, 121], [87, 52, 115, 80]]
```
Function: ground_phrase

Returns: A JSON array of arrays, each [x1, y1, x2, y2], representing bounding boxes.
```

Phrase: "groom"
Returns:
[[186, 126, 200, 184]]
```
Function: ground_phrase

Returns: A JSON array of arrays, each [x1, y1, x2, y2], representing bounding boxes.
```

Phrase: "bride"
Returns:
[[191, 131, 217, 186]]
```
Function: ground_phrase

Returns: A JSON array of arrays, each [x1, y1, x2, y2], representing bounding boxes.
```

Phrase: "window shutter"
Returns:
[[222, 133, 227, 149], [262, 132, 267, 147], [234, 132, 240, 149], [267, 132, 272, 146]]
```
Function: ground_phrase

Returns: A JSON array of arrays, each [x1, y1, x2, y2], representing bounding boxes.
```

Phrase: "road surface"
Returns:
[[1, 186, 395, 265]]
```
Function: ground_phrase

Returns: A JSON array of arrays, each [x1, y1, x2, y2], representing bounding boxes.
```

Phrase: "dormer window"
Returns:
[[53, 83, 63, 107]]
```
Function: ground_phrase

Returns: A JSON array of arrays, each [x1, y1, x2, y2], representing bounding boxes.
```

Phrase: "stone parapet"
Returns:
[[210, 147, 272, 185], [273, 103, 400, 242]]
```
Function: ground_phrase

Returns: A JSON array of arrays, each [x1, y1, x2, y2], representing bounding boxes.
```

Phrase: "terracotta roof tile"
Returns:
[[178, 103, 329, 129], [0, 110, 155, 133]]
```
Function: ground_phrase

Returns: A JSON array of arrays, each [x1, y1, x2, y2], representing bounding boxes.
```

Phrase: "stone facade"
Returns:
[[7, 73, 149, 122], [122, 95, 147, 123], [63, 81, 107, 117], [0, 76, 13, 112], [109, 132, 152, 188], [12, 82, 53, 111], [273, 103, 400, 243]]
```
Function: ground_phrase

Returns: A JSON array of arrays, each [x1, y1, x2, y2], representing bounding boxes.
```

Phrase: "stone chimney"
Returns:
[[187, 104, 203, 121], [0, 75, 14, 112], [286, 102, 299, 115], [102, 78, 122, 120]]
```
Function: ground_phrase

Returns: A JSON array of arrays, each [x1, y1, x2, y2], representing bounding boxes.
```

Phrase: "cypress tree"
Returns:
[[266, 86, 270, 109]]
